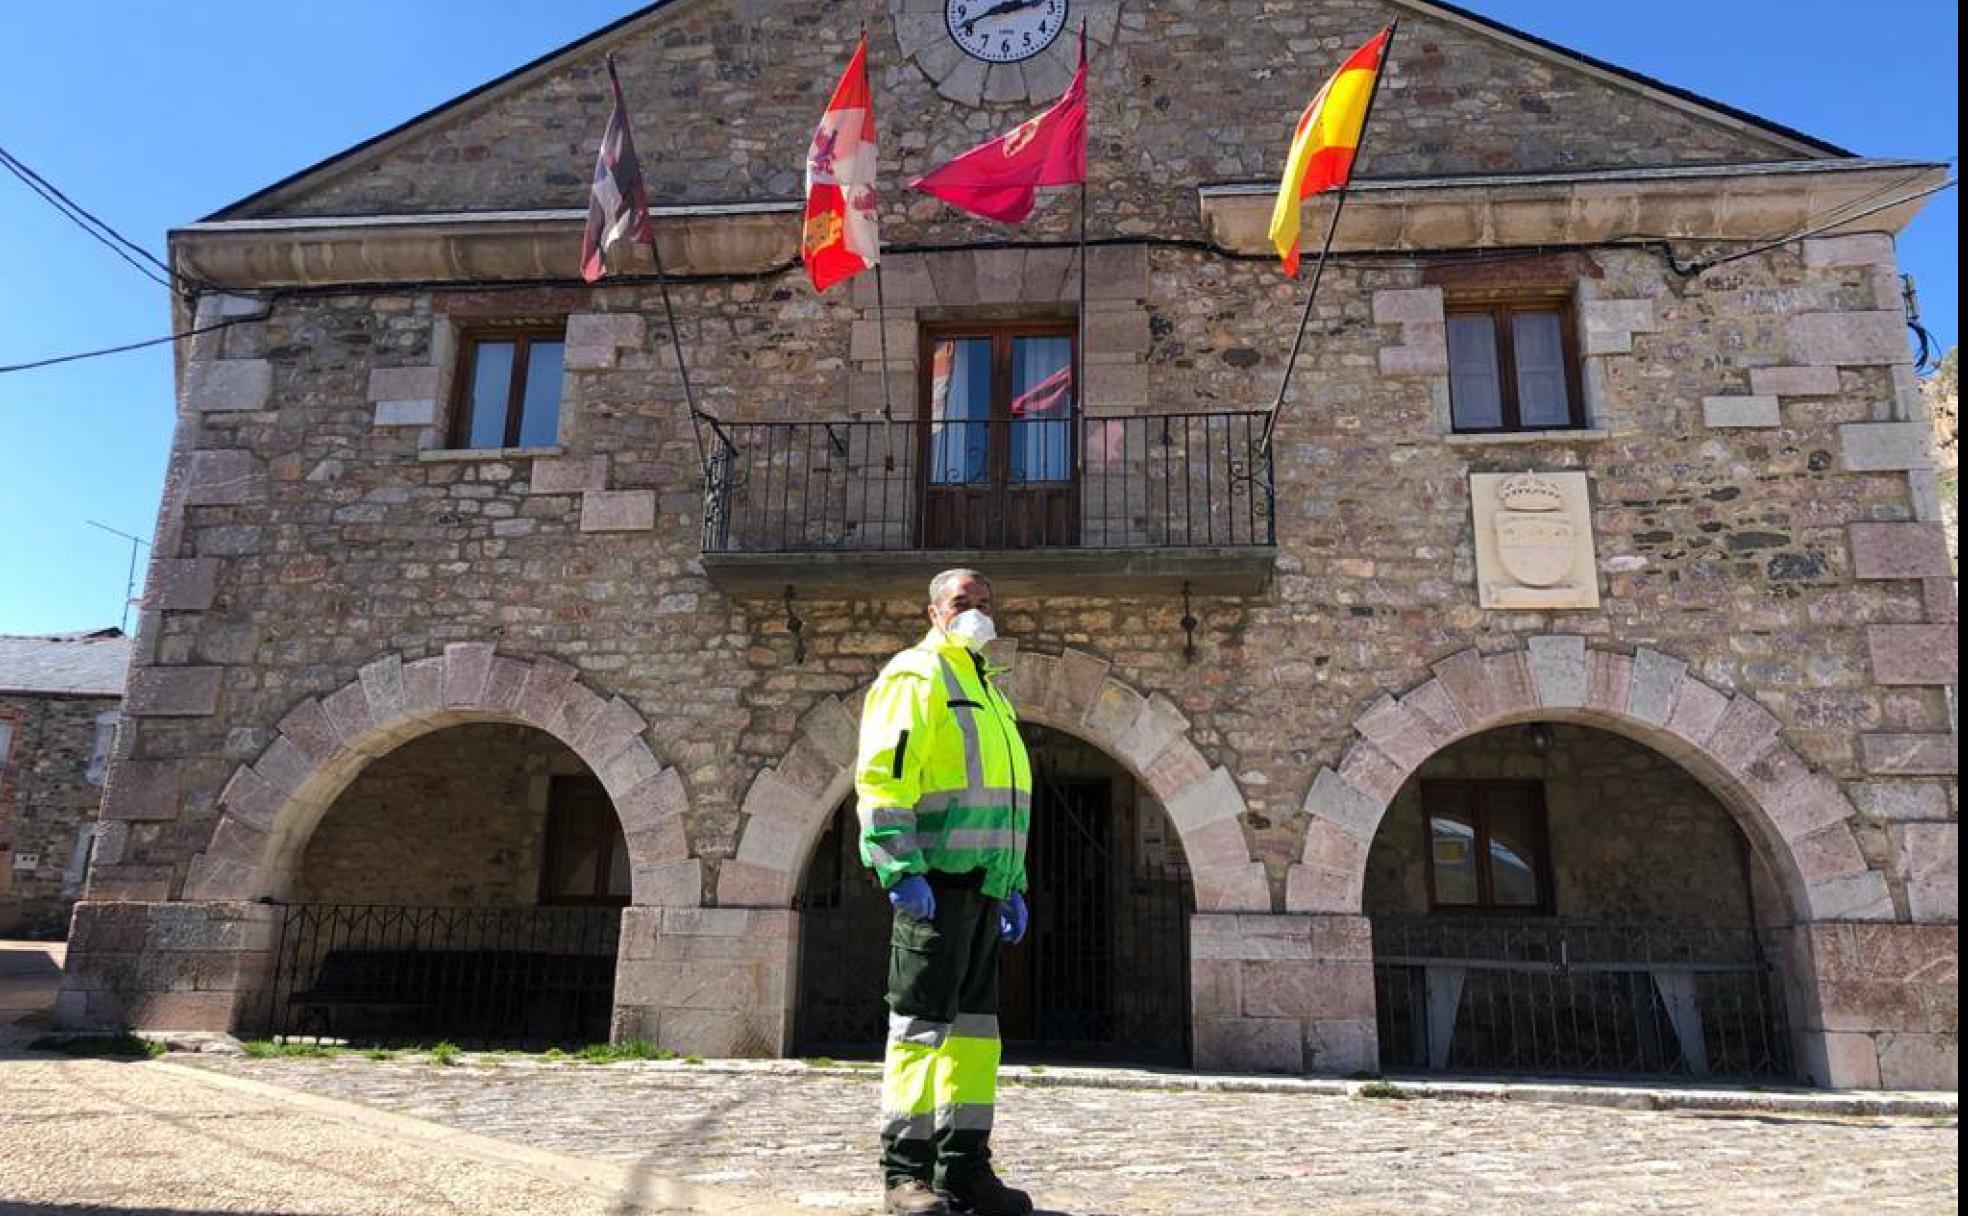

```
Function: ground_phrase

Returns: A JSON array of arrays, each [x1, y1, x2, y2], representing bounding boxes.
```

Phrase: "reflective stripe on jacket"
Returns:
[[856, 630, 1032, 899]]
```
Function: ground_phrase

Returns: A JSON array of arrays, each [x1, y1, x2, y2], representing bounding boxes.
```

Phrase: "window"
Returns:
[[0, 715, 15, 785], [537, 775, 630, 906], [1445, 298, 1583, 433], [85, 710, 118, 788], [1422, 780, 1554, 914], [450, 327, 566, 450], [921, 321, 1078, 549]]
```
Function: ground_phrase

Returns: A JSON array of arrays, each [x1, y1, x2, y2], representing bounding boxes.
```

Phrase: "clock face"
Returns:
[[945, 0, 1069, 65]]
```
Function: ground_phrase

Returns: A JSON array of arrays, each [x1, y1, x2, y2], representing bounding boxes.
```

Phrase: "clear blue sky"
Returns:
[[0, 1, 1956, 635]]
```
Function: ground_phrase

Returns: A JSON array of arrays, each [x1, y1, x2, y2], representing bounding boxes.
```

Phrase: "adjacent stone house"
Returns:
[[0, 629, 129, 938], [61, 0, 1956, 1089]]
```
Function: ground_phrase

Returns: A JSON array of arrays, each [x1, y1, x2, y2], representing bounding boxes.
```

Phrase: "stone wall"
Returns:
[[295, 723, 582, 906], [0, 694, 115, 938], [248, 0, 1810, 238], [104, 235, 1955, 905], [1364, 723, 1770, 929]]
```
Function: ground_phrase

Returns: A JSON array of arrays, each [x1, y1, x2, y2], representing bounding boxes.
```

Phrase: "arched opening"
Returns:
[[793, 724, 1194, 1066], [257, 722, 628, 1048], [1364, 722, 1797, 1082]]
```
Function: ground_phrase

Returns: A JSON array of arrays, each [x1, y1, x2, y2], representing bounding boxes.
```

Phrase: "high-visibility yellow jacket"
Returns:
[[857, 630, 1033, 899]]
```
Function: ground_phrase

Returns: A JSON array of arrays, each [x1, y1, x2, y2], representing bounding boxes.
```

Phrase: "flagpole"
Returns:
[[1076, 19, 1091, 492], [647, 210, 713, 479], [1260, 19, 1399, 455]]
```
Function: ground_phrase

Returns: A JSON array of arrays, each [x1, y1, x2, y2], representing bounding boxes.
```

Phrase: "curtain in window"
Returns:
[[1511, 313, 1571, 428], [1010, 335, 1073, 483], [929, 338, 992, 484], [1447, 315, 1503, 430]]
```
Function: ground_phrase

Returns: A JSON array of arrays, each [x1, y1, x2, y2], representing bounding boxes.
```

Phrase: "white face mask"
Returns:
[[943, 608, 998, 650]]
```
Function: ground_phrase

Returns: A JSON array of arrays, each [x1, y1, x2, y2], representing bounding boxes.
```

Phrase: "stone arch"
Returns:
[[183, 642, 700, 906], [717, 644, 1271, 913], [1284, 635, 1891, 925]]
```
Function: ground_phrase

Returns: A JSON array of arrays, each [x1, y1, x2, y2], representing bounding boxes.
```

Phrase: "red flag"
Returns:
[[580, 59, 655, 283], [803, 36, 882, 292], [911, 33, 1086, 224]]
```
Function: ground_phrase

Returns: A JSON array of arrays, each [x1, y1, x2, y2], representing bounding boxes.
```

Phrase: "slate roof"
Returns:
[[0, 628, 133, 697]]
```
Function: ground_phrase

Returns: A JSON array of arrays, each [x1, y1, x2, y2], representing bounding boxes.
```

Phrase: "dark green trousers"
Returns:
[[879, 871, 1004, 1189]]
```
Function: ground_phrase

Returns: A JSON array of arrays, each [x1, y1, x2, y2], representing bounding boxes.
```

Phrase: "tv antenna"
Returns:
[[85, 520, 150, 634]]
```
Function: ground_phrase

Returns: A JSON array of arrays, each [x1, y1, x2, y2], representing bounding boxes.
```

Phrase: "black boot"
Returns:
[[940, 1167, 1034, 1216], [886, 1178, 952, 1215]]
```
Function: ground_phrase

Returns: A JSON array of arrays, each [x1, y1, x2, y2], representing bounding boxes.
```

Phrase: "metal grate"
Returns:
[[793, 728, 1193, 1066], [1373, 919, 1795, 1081], [257, 903, 621, 1048], [701, 412, 1276, 554]]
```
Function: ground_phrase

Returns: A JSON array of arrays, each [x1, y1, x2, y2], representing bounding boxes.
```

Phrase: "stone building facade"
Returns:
[[0, 630, 130, 938], [60, 0, 1957, 1089]]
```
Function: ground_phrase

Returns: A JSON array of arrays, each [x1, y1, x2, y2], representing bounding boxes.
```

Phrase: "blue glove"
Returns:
[[999, 892, 1029, 945], [887, 875, 936, 921]]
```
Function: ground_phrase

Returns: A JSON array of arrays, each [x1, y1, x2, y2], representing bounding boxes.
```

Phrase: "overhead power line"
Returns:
[[0, 142, 179, 291]]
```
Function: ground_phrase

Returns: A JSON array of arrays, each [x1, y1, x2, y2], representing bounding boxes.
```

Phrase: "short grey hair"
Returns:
[[928, 568, 989, 605]]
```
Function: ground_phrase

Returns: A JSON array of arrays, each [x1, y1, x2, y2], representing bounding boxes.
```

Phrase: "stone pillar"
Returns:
[[1191, 913, 1377, 1075], [611, 906, 798, 1057], [1781, 922, 1959, 1090], [55, 901, 278, 1033]]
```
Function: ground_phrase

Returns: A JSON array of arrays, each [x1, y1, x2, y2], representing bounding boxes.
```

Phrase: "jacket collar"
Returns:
[[915, 628, 1009, 681]]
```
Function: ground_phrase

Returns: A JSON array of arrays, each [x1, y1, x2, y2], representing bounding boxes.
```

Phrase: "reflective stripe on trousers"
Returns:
[[880, 1012, 1002, 1141]]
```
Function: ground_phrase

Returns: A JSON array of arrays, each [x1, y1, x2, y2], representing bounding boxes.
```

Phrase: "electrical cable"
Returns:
[[0, 312, 269, 375], [0, 142, 236, 296], [0, 150, 174, 291]]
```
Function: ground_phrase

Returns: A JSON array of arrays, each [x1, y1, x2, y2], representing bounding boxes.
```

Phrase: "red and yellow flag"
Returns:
[[803, 36, 881, 292], [1268, 27, 1391, 275]]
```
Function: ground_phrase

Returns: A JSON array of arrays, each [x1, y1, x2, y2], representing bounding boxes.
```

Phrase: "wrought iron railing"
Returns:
[[256, 903, 622, 1048], [1373, 919, 1794, 1081], [700, 412, 1276, 554]]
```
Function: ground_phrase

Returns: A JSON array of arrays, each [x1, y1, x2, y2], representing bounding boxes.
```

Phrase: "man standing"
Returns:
[[857, 569, 1035, 1216]]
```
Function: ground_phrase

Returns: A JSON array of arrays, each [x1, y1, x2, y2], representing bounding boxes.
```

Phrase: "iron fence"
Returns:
[[257, 903, 622, 1048], [1373, 919, 1794, 1081], [701, 412, 1275, 554]]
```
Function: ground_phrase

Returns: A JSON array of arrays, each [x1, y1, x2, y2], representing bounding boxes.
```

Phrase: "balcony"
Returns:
[[700, 412, 1276, 597]]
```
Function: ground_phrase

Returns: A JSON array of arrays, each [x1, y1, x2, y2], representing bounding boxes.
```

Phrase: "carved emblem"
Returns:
[[1472, 471, 1601, 610]]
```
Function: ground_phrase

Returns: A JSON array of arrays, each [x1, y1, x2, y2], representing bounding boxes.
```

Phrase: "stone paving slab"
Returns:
[[0, 1054, 655, 1215], [178, 1054, 1961, 1215]]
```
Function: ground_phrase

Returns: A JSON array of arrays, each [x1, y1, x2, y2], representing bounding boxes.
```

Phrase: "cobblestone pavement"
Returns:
[[182, 1055, 1960, 1216]]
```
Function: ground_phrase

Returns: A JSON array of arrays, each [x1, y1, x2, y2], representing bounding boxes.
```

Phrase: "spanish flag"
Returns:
[[1268, 27, 1391, 276]]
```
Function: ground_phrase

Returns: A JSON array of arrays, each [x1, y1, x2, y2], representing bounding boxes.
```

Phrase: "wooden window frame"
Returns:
[[447, 325, 567, 450], [536, 774, 629, 908], [917, 319, 1080, 465], [1420, 779, 1557, 916], [1444, 294, 1586, 434]]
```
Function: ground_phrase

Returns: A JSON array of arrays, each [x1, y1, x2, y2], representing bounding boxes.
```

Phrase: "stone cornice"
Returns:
[[171, 201, 802, 289], [1200, 158, 1949, 256]]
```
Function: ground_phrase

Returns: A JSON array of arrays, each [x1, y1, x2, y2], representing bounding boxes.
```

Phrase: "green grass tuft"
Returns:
[[1357, 1080, 1411, 1101], [241, 1040, 342, 1060], [576, 1039, 674, 1063], [427, 1041, 463, 1066]]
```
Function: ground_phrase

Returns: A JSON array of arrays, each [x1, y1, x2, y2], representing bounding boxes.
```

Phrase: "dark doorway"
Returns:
[[794, 725, 1191, 1066]]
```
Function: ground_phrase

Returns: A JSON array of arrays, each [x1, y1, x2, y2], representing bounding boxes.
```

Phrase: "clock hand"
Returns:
[[960, 0, 1046, 37]]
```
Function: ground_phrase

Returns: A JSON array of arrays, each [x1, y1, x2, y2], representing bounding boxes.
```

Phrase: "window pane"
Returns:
[[1447, 315, 1503, 430], [543, 837, 604, 900], [929, 338, 992, 485], [1010, 336, 1073, 483], [0, 721, 13, 780], [1484, 788, 1545, 908], [1512, 313, 1572, 428], [517, 340, 565, 447], [1430, 813, 1480, 906], [464, 341, 516, 448]]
